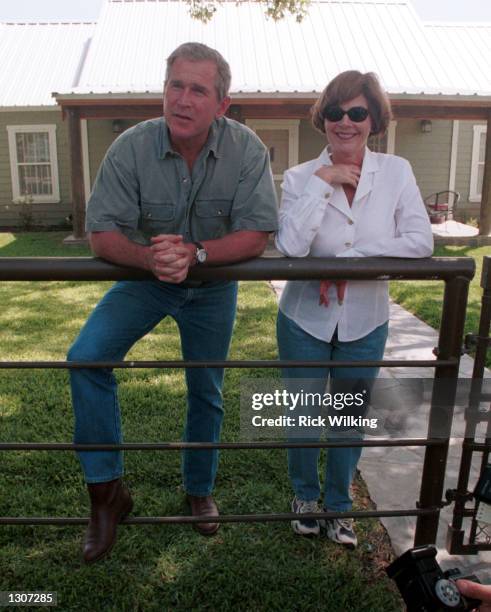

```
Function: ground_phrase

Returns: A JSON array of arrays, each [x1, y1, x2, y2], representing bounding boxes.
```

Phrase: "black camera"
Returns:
[[386, 545, 481, 611]]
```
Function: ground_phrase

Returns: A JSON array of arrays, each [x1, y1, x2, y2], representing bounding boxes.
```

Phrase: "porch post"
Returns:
[[479, 110, 491, 236], [66, 108, 86, 241]]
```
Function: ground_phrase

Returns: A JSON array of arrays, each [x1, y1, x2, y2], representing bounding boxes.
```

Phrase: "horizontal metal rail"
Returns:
[[0, 358, 456, 369], [463, 441, 491, 452], [0, 508, 437, 526], [0, 255, 475, 281], [0, 439, 443, 451]]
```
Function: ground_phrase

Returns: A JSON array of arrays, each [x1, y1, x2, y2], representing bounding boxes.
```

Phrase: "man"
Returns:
[[68, 42, 278, 564]]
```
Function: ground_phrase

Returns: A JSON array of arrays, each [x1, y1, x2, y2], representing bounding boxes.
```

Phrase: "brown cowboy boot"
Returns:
[[186, 494, 219, 536], [83, 478, 133, 564]]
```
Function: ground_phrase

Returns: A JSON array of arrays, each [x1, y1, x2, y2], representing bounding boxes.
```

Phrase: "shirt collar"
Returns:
[[159, 119, 173, 158], [361, 147, 380, 174], [159, 118, 221, 159], [206, 118, 221, 158], [316, 146, 380, 215], [318, 146, 379, 172]]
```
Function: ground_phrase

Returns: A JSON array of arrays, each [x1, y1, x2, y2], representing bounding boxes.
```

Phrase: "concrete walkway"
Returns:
[[270, 280, 491, 581]]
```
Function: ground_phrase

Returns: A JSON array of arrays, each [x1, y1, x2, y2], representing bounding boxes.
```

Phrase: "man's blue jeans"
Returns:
[[276, 309, 388, 511], [68, 279, 238, 495]]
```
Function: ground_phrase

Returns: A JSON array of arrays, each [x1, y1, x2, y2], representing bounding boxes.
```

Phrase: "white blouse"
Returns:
[[275, 147, 433, 342]]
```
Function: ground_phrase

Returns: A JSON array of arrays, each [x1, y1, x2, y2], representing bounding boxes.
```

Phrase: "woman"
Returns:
[[275, 71, 433, 548]]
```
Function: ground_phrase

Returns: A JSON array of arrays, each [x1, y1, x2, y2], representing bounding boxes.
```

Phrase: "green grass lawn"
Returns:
[[0, 233, 401, 612], [390, 244, 491, 366]]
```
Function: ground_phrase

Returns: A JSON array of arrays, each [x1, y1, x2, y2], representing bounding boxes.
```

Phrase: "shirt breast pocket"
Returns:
[[140, 201, 176, 236], [193, 198, 233, 239]]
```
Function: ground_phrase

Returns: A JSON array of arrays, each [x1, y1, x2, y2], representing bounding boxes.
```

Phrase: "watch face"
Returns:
[[196, 248, 207, 263]]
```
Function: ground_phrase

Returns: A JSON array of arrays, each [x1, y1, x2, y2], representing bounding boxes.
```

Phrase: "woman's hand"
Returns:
[[319, 280, 347, 307], [315, 164, 361, 189]]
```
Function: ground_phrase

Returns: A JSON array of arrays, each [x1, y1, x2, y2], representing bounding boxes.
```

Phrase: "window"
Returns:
[[246, 120, 299, 189], [7, 125, 60, 203], [469, 125, 486, 202]]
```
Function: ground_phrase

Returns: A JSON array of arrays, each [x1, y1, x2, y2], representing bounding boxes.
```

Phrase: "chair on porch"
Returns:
[[423, 190, 460, 224]]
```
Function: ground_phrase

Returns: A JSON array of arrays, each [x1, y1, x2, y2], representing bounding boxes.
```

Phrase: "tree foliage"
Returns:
[[187, 0, 311, 22]]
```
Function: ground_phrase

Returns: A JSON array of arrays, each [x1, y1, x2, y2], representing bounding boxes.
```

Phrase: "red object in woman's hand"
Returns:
[[319, 280, 347, 307]]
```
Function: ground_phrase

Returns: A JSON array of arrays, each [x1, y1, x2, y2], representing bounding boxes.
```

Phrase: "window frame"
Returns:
[[469, 124, 486, 202], [245, 119, 299, 180], [6, 124, 60, 203]]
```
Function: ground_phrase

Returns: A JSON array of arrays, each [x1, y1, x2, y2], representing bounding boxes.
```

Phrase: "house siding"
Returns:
[[298, 119, 325, 164], [393, 119, 487, 222], [87, 119, 138, 193], [394, 119, 453, 209], [0, 109, 72, 228], [87, 119, 117, 189], [1, 113, 487, 228]]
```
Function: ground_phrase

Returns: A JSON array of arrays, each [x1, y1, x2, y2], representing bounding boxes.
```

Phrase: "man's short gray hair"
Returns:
[[165, 42, 231, 101]]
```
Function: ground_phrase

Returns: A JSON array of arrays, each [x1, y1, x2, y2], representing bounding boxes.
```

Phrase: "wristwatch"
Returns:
[[193, 241, 207, 265]]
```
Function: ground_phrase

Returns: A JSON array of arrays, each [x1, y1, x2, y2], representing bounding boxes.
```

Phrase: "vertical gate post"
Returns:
[[66, 107, 86, 241], [478, 110, 491, 236], [447, 256, 491, 552], [415, 275, 470, 546]]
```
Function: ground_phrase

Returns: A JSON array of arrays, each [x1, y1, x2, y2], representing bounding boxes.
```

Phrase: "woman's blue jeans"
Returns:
[[276, 309, 388, 511], [68, 279, 238, 495]]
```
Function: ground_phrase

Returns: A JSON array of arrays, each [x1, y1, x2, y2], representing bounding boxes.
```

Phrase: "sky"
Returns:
[[0, 0, 490, 22]]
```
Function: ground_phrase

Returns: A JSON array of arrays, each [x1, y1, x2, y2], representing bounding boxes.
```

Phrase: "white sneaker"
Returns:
[[291, 497, 321, 536], [324, 517, 358, 549]]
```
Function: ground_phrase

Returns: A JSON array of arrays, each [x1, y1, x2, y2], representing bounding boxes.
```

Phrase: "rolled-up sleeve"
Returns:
[[86, 145, 140, 233], [230, 140, 278, 233]]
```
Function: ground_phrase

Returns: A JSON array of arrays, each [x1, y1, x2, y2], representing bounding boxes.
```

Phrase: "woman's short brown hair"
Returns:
[[311, 70, 392, 136]]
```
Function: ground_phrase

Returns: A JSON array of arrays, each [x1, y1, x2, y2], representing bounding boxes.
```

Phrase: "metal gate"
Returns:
[[0, 255, 476, 546], [447, 255, 491, 554]]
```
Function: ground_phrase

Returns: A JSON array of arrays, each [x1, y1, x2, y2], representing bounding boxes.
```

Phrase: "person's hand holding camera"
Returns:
[[457, 580, 491, 611]]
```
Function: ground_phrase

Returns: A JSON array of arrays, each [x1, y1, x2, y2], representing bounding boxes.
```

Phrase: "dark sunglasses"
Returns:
[[323, 105, 369, 123]]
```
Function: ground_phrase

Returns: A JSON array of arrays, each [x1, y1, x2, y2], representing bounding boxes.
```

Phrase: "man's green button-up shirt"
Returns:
[[86, 116, 278, 245]]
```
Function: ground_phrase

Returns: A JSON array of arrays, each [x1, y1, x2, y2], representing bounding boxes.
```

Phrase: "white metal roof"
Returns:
[[1, 1, 490, 108], [65, 0, 491, 98], [423, 22, 491, 96], [0, 22, 95, 107]]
